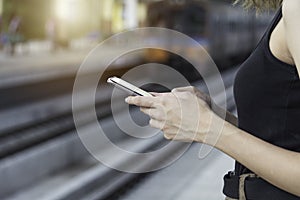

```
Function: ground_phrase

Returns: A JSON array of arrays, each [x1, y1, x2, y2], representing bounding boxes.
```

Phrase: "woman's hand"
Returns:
[[125, 86, 222, 144]]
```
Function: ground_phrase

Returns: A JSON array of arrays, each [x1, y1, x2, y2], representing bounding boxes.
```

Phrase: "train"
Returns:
[[144, 0, 272, 80]]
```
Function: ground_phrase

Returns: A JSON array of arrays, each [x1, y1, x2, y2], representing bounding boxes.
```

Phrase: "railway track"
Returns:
[[0, 67, 237, 200]]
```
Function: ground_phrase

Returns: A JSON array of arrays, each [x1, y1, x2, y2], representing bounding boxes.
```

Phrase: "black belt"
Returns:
[[223, 171, 300, 200]]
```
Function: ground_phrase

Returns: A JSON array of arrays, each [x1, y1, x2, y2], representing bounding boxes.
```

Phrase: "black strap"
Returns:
[[223, 172, 300, 200]]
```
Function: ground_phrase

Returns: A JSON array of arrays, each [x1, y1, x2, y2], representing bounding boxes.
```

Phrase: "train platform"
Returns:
[[0, 50, 84, 85], [0, 40, 90, 71], [0, 49, 85, 72], [0, 44, 145, 89], [0, 38, 146, 72]]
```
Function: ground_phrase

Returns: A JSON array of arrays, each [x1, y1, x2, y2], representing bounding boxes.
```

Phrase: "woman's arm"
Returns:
[[211, 100, 238, 127], [218, 119, 300, 197], [126, 87, 300, 197]]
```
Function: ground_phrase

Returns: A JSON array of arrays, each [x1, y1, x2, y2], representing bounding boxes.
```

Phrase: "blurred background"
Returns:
[[0, 0, 273, 200], [0, 0, 147, 53]]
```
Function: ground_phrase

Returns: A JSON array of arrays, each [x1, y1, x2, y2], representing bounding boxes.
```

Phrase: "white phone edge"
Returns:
[[107, 77, 153, 97]]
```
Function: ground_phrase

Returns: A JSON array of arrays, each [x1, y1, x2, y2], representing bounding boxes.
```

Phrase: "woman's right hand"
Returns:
[[172, 86, 237, 127]]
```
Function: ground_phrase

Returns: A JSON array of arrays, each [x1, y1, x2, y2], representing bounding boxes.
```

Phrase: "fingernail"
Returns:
[[125, 97, 130, 103]]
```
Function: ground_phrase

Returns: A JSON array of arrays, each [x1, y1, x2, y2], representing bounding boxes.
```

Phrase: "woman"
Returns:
[[126, 0, 300, 199]]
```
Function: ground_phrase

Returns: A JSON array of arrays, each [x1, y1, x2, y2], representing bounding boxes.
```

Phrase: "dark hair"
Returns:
[[234, 0, 282, 10]]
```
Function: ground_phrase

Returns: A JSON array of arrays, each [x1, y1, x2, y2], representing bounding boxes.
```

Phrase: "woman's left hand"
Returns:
[[125, 86, 220, 143]]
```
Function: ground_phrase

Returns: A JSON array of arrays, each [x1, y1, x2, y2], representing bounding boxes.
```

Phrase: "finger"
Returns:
[[164, 132, 194, 142], [125, 96, 157, 108], [172, 86, 210, 106], [171, 86, 195, 93], [172, 86, 206, 97], [164, 133, 174, 140], [149, 119, 165, 130], [140, 107, 165, 121], [150, 92, 159, 96], [150, 92, 170, 97]]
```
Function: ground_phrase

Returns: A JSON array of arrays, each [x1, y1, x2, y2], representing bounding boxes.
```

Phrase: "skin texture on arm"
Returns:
[[211, 100, 238, 127]]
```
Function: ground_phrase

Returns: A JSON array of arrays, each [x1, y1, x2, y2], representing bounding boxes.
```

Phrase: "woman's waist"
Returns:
[[223, 171, 300, 200]]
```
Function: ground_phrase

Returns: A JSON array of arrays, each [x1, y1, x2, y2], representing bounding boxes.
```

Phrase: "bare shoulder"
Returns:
[[282, 0, 300, 74], [282, 0, 300, 21]]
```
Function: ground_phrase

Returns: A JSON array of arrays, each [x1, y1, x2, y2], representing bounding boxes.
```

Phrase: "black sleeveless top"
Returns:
[[233, 7, 300, 179]]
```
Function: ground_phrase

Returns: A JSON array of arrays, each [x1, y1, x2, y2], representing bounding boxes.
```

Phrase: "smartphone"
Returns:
[[107, 77, 153, 97]]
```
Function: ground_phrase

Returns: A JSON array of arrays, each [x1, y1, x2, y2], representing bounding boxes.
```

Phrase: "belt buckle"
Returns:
[[228, 171, 236, 177]]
